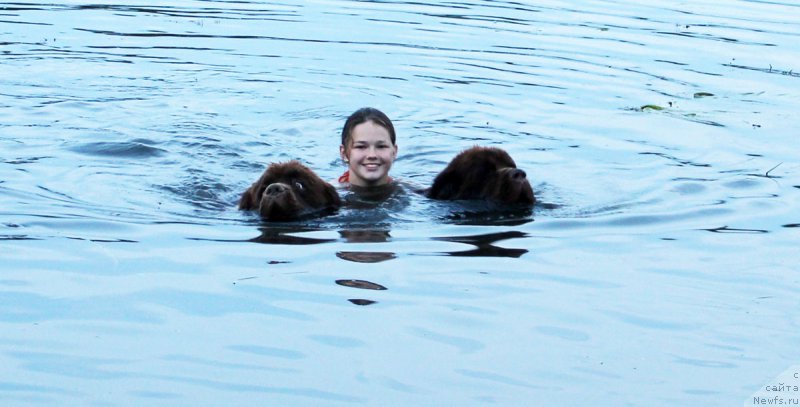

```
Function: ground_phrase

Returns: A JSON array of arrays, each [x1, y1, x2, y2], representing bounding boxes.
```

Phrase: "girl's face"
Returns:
[[340, 120, 398, 187]]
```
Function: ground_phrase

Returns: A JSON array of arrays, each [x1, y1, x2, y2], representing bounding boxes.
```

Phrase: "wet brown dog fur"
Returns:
[[239, 161, 341, 220], [427, 146, 535, 205]]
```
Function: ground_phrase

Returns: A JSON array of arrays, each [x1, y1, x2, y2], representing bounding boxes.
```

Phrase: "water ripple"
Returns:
[[2, 1, 800, 406], [68, 140, 166, 158]]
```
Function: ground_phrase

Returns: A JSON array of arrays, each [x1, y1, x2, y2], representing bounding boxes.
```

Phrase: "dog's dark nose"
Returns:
[[265, 183, 288, 196], [510, 168, 527, 180]]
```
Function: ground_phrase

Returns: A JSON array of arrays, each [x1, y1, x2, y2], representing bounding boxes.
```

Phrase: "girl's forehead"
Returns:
[[350, 121, 392, 143]]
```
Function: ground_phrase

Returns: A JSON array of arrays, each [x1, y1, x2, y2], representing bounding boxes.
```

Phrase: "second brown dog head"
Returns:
[[427, 146, 535, 205]]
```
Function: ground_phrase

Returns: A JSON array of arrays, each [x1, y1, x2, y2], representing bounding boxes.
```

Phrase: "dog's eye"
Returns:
[[294, 181, 305, 191]]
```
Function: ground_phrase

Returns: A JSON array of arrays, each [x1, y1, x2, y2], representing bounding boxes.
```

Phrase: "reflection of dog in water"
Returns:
[[239, 161, 341, 221], [427, 146, 535, 205]]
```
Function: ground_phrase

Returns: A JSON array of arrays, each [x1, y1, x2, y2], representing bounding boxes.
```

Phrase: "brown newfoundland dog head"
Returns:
[[427, 146, 535, 205], [239, 161, 341, 220]]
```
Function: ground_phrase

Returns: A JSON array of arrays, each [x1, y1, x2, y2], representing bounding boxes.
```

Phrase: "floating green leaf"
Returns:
[[640, 104, 664, 111]]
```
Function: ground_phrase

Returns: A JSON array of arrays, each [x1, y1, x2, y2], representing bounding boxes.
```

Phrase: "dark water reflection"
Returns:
[[433, 230, 529, 258], [241, 220, 531, 308], [336, 251, 396, 263], [247, 224, 530, 258], [335, 280, 387, 291], [247, 226, 336, 245]]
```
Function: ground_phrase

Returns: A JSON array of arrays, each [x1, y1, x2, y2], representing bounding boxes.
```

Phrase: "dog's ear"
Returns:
[[322, 183, 342, 208], [427, 169, 459, 200], [238, 182, 261, 210], [240, 164, 278, 210]]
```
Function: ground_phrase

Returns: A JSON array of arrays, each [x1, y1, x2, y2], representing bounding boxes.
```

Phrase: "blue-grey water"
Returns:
[[2, 1, 799, 406]]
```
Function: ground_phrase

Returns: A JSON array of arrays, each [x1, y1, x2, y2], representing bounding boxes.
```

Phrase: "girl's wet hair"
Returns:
[[340, 107, 396, 147]]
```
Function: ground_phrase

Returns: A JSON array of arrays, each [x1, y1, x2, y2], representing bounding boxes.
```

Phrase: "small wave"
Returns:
[[69, 140, 166, 158]]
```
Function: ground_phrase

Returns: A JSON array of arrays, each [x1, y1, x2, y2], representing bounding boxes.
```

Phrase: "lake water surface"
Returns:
[[2, 1, 799, 406]]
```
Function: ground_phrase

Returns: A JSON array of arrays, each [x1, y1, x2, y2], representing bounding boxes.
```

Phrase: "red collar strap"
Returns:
[[338, 170, 350, 183]]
